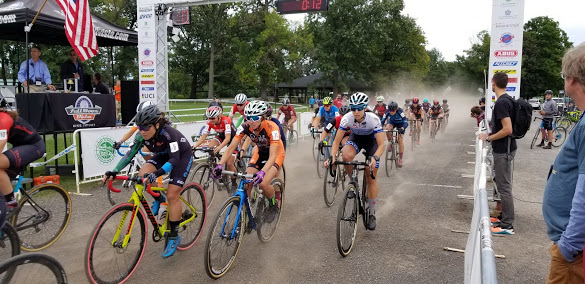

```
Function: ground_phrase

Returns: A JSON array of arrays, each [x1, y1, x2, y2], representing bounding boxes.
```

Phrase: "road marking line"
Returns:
[[414, 183, 463, 189], [467, 151, 475, 155], [467, 162, 475, 164], [462, 174, 474, 178]]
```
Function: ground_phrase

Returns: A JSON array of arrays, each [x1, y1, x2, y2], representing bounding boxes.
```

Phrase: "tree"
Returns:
[[455, 30, 490, 92], [423, 48, 449, 89], [521, 16, 572, 99]]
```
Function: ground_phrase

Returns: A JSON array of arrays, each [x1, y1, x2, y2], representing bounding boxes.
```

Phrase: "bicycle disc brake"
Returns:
[[152, 229, 163, 242]]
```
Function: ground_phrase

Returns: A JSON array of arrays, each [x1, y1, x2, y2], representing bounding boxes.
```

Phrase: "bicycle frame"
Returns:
[[218, 173, 260, 239]]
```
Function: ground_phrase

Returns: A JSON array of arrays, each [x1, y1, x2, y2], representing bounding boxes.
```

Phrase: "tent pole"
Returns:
[[23, 0, 49, 94], [30, 0, 49, 26]]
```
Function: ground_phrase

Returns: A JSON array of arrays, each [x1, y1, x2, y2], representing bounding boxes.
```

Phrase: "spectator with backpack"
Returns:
[[479, 71, 516, 235]]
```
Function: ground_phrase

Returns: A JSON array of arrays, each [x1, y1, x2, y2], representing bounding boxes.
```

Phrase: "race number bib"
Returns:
[[0, 129, 6, 141], [271, 130, 280, 140], [169, 142, 179, 153]]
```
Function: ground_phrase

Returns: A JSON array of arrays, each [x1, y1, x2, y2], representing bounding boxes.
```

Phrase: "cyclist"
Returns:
[[311, 96, 339, 129], [442, 99, 450, 121], [104, 105, 193, 258], [0, 105, 45, 211], [324, 92, 385, 230], [422, 98, 431, 118], [382, 101, 408, 167], [333, 94, 343, 108], [403, 99, 411, 112], [538, 90, 558, 149], [228, 93, 248, 128], [113, 101, 154, 150], [266, 103, 287, 150], [428, 100, 444, 134], [374, 96, 387, 120], [320, 105, 351, 149], [193, 106, 238, 192], [214, 101, 285, 223], [409, 97, 423, 145], [277, 98, 297, 137]]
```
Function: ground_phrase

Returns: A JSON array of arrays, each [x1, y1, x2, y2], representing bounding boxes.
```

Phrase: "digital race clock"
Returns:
[[276, 0, 329, 14]]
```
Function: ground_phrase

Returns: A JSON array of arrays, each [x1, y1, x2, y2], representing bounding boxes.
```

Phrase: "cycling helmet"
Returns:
[[443, 99, 448, 103], [405, 99, 410, 103], [544, 90, 553, 95], [244, 100, 268, 116], [423, 98, 429, 103], [323, 96, 332, 105], [234, 93, 247, 104], [376, 96, 384, 102], [135, 105, 162, 126], [266, 103, 273, 117], [349, 92, 369, 106], [136, 100, 154, 113], [206, 106, 222, 118], [412, 97, 420, 104], [433, 100, 440, 105], [282, 98, 290, 105], [479, 97, 486, 104], [388, 101, 398, 111], [339, 105, 350, 115]]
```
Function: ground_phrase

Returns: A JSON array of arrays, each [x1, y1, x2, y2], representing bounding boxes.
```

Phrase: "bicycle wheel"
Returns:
[[552, 127, 567, 147], [316, 149, 325, 178], [530, 127, 540, 149], [0, 253, 67, 284], [12, 184, 71, 251], [393, 142, 400, 169], [0, 224, 20, 262], [337, 185, 358, 257], [290, 130, 299, 147], [188, 163, 216, 207], [385, 142, 393, 177], [85, 203, 146, 284], [323, 164, 342, 207], [204, 196, 244, 279], [312, 138, 318, 161], [177, 183, 207, 250], [256, 178, 284, 242]]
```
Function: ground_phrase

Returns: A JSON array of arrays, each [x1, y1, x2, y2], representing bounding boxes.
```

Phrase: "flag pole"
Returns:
[[23, 0, 49, 93]]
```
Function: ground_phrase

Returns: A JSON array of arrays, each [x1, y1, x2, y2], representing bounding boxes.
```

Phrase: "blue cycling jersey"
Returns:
[[382, 108, 408, 126], [317, 105, 339, 122]]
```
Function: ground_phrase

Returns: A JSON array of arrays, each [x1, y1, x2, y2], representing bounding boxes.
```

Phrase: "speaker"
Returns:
[[121, 81, 139, 124]]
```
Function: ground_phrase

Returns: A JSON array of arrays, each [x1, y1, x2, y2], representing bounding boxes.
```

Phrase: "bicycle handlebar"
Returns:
[[116, 145, 149, 157], [332, 160, 376, 180], [193, 147, 219, 159], [106, 175, 161, 198]]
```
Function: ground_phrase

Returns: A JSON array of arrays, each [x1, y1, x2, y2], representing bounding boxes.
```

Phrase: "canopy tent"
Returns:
[[0, 0, 137, 46]]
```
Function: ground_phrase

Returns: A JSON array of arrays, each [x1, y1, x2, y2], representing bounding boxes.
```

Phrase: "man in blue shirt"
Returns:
[[542, 42, 585, 283], [18, 46, 55, 93]]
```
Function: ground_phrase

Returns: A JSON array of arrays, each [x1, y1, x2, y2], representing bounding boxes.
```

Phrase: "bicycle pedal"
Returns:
[[152, 230, 163, 242]]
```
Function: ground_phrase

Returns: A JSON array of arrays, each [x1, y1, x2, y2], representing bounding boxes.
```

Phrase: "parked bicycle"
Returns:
[[530, 117, 567, 149]]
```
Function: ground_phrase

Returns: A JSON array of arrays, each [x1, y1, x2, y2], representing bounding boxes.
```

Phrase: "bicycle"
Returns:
[[311, 127, 322, 161], [530, 117, 567, 149], [556, 111, 580, 133], [321, 143, 346, 207], [442, 112, 449, 132], [9, 175, 71, 252], [189, 147, 235, 207], [85, 175, 207, 284], [281, 122, 299, 149], [410, 119, 420, 151], [0, 253, 67, 283], [334, 156, 376, 257], [316, 131, 332, 178], [383, 129, 400, 177], [204, 170, 284, 279], [423, 112, 430, 133], [430, 117, 442, 142]]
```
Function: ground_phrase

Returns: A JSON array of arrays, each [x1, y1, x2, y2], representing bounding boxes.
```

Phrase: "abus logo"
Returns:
[[494, 50, 518, 57], [141, 69, 154, 72], [141, 60, 154, 66], [493, 61, 518, 67], [139, 14, 152, 19]]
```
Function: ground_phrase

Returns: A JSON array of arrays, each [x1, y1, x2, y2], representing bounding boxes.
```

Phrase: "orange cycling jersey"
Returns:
[[409, 104, 423, 115], [236, 119, 285, 169]]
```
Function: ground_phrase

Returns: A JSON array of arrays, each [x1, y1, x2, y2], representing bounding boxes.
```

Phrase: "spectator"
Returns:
[[470, 106, 484, 127], [17, 46, 56, 92], [114, 80, 122, 121], [542, 42, 585, 284], [208, 96, 223, 109], [479, 72, 515, 235], [93, 73, 110, 94], [60, 49, 84, 92], [309, 95, 315, 109], [538, 90, 559, 149], [333, 93, 343, 108], [342, 95, 349, 106], [479, 97, 486, 111]]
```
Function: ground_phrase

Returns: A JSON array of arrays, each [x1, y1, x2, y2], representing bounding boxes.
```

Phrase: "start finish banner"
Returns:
[[486, 0, 525, 121], [137, 5, 157, 106]]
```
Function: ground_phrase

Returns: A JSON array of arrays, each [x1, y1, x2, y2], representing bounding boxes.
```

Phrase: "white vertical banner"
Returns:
[[486, 0, 525, 121], [137, 5, 157, 106]]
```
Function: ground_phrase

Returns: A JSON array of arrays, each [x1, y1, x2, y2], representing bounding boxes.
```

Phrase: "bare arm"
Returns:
[[261, 143, 278, 173], [192, 133, 209, 149], [219, 136, 241, 165]]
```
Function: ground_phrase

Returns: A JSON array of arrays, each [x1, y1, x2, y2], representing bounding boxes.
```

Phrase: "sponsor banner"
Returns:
[[175, 121, 208, 147], [487, 0, 524, 121], [138, 4, 157, 107], [94, 27, 129, 41], [80, 127, 134, 179]]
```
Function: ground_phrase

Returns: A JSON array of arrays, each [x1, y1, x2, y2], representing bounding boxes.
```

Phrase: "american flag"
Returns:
[[56, 0, 99, 61]]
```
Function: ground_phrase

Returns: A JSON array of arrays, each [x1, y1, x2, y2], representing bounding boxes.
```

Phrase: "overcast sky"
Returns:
[[284, 0, 584, 62]]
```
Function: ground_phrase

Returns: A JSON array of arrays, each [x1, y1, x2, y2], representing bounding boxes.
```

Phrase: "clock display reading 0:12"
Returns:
[[276, 0, 328, 14]]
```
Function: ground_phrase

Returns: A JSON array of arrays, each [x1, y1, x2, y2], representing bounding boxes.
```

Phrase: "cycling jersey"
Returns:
[[333, 98, 343, 108], [375, 104, 387, 118], [339, 112, 382, 136], [429, 105, 443, 118], [409, 104, 423, 118], [203, 116, 234, 143], [403, 103, 411, 111], [0, 112, 45, 178], [236, 119, 285, 170], [278, 106, 297, 120], [143, 125, 193, 187], [324, 116, 351, 136], [316, 105, 340, 122], [230, 101, 249, 116], [422, 102, 431, 112], [442, 103, 450, 113], [269, 117, 286, 150], [383, 108, 408, 126]]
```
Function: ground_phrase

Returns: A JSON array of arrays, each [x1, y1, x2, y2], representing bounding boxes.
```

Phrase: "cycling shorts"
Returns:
[[344, 133, 378, 157], [248, 149, 285, 171], [147, 154, 193, 187], [214, 132, 234, 145], [543, 118, 553, 130], [4, 140, 46, 179]]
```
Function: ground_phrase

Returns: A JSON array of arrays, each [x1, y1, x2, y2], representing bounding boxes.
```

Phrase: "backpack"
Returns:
[[502, 96, 533, 139]]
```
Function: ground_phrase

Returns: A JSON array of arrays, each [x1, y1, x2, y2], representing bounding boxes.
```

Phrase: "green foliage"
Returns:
[[423, 48, 449, 89], [521, 16, 572, 98], [454, 30, 490, 92]]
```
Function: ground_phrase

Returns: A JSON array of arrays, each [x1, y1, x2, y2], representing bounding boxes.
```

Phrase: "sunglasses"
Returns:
[[237, 104, 244, 107], [138, 124, 153, 131], [350, 106, 366, 112], [245, 116, 261, 122]]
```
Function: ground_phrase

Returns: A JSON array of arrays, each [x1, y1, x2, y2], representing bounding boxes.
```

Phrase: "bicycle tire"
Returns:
[[189, 163, 215, 207], [393, 142, 400, 169], [323, 164, 341, 207], [85, 203, 146, 284], [552, 126, 567, 147], [316, 149, 324, 178], [257, 178, 285, 242], [312, 138, 318, 161], [204, 196, 244, 279], [12, 184, 71, 251], [336, 185, 358, 257], [530, 127, 540, 149], [0, 253, 67, 284], [177, 183, 207, 250], [0, 223, 20, 263], [385, 143, 393, 177]]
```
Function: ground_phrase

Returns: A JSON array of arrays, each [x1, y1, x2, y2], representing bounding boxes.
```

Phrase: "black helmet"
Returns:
[[388, 101, 398, 111], [135, 105, 161, 126], [265, 102, 273, 117], [442, 99, 447, 103], [339, 105, 350, 115], [545, 90, 553, 95], [479, 97, 485, 104]]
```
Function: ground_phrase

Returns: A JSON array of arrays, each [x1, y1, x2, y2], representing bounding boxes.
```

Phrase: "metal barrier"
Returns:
[[464, 130, 498, 283]]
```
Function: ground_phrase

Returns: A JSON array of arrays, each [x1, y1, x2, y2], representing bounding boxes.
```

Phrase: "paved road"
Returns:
[[35, 97, 558, 283]]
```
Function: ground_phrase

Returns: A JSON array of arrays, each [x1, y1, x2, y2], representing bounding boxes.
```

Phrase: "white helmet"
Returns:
[[350, 92, 369, 107], [376, 96, 384, 102], [282, 98, 290, 105], [244, 100, 268, 116], [234, 93, 247, 104], [136, 101, 154, 113], [205, 106, 222, 118]]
